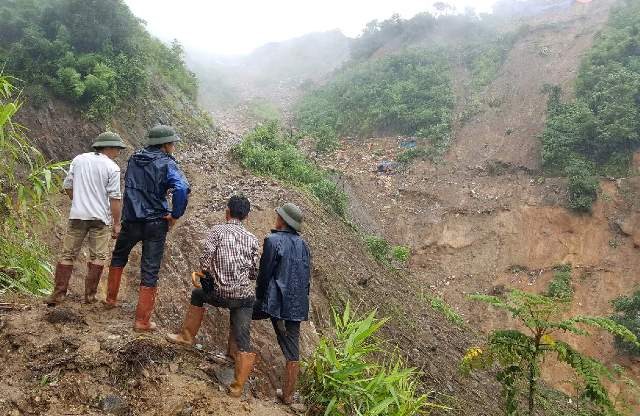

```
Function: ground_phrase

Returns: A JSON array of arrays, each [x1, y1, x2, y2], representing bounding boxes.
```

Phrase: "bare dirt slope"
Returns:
[[316, 0, 640, 408], [451, 0, 616, 170]]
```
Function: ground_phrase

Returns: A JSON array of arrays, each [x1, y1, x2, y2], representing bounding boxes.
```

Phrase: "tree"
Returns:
[[433, 2, 456, 16], [462, 281, 639, 416]]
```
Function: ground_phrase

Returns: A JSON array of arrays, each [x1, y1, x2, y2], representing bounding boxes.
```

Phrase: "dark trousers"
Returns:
[[191, 288, 254, 352], [271, 318, 301, 361], [110, 220, 168, 287]]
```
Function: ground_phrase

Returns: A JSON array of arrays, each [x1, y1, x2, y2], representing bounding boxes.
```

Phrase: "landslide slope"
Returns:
[[318, 0, 640, 408], [3, 54, 505, 416]]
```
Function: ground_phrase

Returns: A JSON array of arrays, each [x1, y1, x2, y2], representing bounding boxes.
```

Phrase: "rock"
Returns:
[[177, 404, 193, 416], [78, 339, 100, 355], [102, 395, 128, 415], [616, 218, 634, 236], [212, 364, 235, 386]]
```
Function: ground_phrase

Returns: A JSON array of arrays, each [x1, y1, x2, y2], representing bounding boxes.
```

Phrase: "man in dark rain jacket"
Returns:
[[254, 202, 311, 405], [104, 125, 190, 332]]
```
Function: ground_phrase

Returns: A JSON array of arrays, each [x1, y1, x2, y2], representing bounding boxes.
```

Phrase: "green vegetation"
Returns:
[[542, 2, 640, 209], [246, 98, 282, 122], [364, 235, 411, 267], [301, 303, 446, 415], [462, 279, 639, 416], [566, 159, 600, 213], [547, 264, 573, 301], [610, 289, 640, 357], [0, 0, 196, 120], [463, 33, 519, 91], [396, 148, 432, 166], [295, 49, 454, 159], [232, 122, 347, 217], [0, 75, 66, 295], [295, 10, 529, 159], [420, 292, 464, 327]]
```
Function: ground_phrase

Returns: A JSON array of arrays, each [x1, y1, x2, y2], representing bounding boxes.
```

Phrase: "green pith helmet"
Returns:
[[92, 132, 127, 149], [276, 203, 303, 231], [146, 125, 181, 146]]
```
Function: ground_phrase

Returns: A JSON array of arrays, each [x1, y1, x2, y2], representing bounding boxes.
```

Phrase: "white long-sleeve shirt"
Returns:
[[63, 152, 121, 225]]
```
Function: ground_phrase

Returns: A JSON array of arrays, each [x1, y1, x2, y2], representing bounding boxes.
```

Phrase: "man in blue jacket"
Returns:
[[254, 203, 311, 405], [104, 125, 190, 332]]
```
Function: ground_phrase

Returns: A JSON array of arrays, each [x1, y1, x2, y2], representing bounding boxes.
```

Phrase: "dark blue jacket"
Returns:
[[255, 229, 311, 321], [122, 148, 190, 222]]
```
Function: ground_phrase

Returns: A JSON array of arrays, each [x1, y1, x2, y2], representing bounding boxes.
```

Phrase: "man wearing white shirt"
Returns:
[[46, 132, 126, 306]]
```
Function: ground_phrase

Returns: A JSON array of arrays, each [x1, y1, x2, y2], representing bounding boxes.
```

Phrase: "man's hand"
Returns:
[[164, 214, 177, 228], [191, 271, 204, 288], [112, 223, 121, 240]]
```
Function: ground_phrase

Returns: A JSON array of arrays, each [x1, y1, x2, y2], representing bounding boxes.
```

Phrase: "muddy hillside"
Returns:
[[310, 0, 640, 407]]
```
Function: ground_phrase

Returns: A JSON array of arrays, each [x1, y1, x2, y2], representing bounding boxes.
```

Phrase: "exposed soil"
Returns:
[[0, 295, 294, 416]]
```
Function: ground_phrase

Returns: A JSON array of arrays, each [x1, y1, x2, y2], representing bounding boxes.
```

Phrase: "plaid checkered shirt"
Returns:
[[199, 219, 259, 299]]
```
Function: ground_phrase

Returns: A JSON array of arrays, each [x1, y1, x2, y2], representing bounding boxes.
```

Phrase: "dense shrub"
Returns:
[[462, 32, 520, 91], [295, 49, 454, 158], [0, 0, 197, 120], [364, 235, 391, 263], [565, 159, 599, 212], [232, 122, 348, 217], [611, 289, 640, 357]]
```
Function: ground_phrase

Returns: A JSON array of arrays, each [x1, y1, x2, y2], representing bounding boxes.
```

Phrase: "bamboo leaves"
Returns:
[[302, 303, 446, 415]]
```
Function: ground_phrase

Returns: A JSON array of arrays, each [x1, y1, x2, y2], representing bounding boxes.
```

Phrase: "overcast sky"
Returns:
[[124, 0, 496, 56]]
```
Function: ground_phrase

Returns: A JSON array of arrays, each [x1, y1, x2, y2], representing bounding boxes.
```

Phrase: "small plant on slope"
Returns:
[[461, 283, 639, 416], [547, 264, 573, 301], [301, 303, 447, 415], [420, 292, 464, 327], [364, 235, 411, 267]]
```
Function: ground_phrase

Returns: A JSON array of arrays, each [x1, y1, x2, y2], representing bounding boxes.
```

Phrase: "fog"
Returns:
[[123, 0, 496, 56]]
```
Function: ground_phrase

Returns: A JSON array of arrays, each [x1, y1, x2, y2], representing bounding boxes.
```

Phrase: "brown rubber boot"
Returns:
[[282, 361, 300, 405], [103, 266, 124, 308], [84, 263, 104, 303], [166, 305, 205, 346], [228, 351, 257, 398], [133, 286, 158, 332], [45, 263, 74, 306], [227, 328, 239, 362]]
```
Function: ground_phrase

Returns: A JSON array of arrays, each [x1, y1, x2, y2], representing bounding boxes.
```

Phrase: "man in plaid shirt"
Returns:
[[167, 195, 259, 398]]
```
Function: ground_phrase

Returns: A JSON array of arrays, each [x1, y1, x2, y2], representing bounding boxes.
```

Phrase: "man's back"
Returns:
[[64, 152, 121, 225], [257, 229, 311, 321], [200, 220, 259, 300], [122, 148, 189, 222]]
